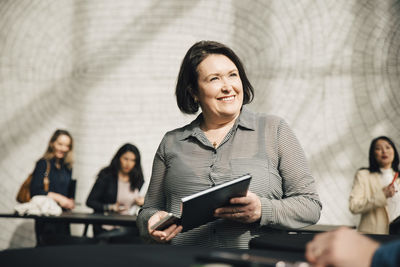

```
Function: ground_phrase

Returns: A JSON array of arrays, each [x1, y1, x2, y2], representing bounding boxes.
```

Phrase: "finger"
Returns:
[[165, 225, 183, 242], [215, 206, 246, 216], [305, 242, 317, 263], [158, 224, 179, 241], [215, 207, 234, 215], [217, 210, 249, 222], [151, 230, 167, 238], [162, 224, 180, 237], [230, 196, 251, 205], [150, 231, 167, 243]]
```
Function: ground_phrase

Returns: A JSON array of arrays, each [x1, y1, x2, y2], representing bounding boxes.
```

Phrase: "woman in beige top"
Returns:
[[349, 136, 400, 234]]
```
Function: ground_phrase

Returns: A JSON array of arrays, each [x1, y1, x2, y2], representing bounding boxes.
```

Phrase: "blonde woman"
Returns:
[[30, 129, 75, 245]]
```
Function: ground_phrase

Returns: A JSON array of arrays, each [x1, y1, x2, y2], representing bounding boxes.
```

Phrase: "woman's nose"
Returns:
[[221, 79, 232, 92]]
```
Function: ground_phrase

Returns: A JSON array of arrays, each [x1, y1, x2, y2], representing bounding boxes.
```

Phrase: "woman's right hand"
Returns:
[[383, 184, 396, 198], [135, 196, 145, 206], [148, 211, 182, 243], [48, 192, 75, 209], [60, 198, 75, 210], [110, 202, 126, 213]]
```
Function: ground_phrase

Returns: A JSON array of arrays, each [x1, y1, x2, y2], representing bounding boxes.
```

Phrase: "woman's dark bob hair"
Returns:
[[175, 40, 254, 114], [368, 136, 399, 173]]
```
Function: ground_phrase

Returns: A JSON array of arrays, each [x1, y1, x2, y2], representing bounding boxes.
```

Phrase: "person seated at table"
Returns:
[[349, 136, 400, 234], [30, 129, 75, 245], [136, 40, 322, 248], [305, 227, 400, 267], [86, 143, 145, 242]]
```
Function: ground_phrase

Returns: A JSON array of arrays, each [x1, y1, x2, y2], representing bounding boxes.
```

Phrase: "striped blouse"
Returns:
[[137, 106, 322, 248]]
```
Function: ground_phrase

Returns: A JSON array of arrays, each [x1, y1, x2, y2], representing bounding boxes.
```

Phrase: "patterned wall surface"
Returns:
[[1, 0, 399, 249]]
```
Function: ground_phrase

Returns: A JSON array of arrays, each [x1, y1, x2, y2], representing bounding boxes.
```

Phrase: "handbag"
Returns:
[[16, 160, 50, 203]]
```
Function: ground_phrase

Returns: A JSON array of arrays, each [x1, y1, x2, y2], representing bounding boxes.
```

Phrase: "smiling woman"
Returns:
[[30, 129, 75, 245], [196, 54, 244, 148], [31, 129, 75, 208], [137, 40, 322, 249]]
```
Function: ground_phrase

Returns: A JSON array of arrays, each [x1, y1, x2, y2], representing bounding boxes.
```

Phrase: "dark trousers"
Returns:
[[35, 220, 71, 246], [94, 224, 141, 244]]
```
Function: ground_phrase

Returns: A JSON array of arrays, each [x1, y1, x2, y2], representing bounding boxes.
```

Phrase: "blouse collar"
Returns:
[[180, 106, 256, 141]]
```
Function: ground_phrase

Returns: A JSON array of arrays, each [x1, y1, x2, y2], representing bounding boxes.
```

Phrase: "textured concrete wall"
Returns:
[[1, 0, 399, 249]]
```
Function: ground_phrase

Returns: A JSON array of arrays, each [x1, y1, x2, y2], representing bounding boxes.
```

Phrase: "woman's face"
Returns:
[[196, 54, 243, 123], [119, 151, 136, 175], [374, 139, 395, 169], [52, 134, 71, 159]]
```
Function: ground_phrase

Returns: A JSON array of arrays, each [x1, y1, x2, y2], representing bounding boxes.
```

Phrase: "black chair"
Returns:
[[389, 216, 400, 234], [93, 224, 143, 244], [39, 234, 98, 246]]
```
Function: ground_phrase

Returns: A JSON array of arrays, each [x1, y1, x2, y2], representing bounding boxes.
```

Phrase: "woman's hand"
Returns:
[[110, 202, 126, 213], [148, 211, 182, 243], [135, 196, 145, 206], [48, 192, 75, 210], [383, 184, 396, 198], [61, 198, 75, 210], [214, 191, 261, 223]]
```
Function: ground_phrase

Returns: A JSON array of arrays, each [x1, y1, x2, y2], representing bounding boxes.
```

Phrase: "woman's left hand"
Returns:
[[214, 191, 261, 223], [135, 196, 145, 206]]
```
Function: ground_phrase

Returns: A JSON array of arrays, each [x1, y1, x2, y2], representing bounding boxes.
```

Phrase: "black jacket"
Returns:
[[86, 170, 118, 212]]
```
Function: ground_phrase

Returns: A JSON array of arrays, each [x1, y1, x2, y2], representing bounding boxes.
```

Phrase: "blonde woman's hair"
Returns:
[[43, 129, 74, 169]]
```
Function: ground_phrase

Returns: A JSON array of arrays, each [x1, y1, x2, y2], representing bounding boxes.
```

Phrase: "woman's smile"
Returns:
[[217, 95, 235, 101]]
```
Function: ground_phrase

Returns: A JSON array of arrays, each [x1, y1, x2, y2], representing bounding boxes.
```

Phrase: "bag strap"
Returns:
[[43, 160, 50, 192]]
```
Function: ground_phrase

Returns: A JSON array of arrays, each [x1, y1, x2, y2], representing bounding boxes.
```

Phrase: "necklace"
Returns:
[[201, 119, 234, 149]]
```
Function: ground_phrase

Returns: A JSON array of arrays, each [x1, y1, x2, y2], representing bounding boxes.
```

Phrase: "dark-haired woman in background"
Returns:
[[30, 129, 75, 245], [350, 136, 400, 234], [86, 143, 145, 241]]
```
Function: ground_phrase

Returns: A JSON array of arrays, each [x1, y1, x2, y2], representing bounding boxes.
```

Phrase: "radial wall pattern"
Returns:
[[0, 0, 399, 249]]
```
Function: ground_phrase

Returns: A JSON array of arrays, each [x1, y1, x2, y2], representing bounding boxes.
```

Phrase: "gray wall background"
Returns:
[[1, 0, 400, 249]]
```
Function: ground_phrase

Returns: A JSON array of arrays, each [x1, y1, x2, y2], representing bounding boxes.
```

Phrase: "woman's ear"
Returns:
[[188, 86, 198, 103]]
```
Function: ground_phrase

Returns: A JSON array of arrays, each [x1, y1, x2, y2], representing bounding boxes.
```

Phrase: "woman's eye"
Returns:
[[230, 73, 238, 77], [210, 77, 218, 81]]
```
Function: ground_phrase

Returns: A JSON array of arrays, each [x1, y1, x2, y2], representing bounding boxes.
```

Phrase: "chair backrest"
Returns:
[[68, 179, 77, 199]]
